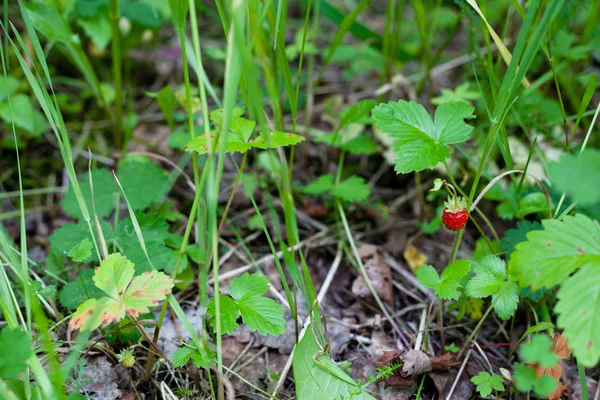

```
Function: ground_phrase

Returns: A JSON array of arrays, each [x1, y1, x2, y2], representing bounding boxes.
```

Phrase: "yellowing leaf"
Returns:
[[403, 243, 428, 273]]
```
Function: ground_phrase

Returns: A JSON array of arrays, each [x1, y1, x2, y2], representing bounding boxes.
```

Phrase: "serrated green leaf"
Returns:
[[555, 264, 600, 366], [471, 372, 505, 397], [292, 325, 374, 400], [303, 174, 335, 195], [431, 82, 481, 105], [68, 238, 93, 262], [372, 101, 474, 173], [251, 131, 305, 149], [237, 297, 286, 336], [508, 214, 600, 289], [466, 256, 506, 298], [207, 295, 240, 334], [521, 335, 559, 367], [59, 269, 105, 310], [416, 259, 471, 300], [61, 169, 115, 219], [69, 253, 173, 331], [228, 273, 270, 301], [501, 220, 543, 257], [548, 150, 600, 206], [492, 282, 519, 320], [171, 346, 194, 367], [0, 328, 33, 379], [331, 176, 371, 202], [117, 160, 170, 211]]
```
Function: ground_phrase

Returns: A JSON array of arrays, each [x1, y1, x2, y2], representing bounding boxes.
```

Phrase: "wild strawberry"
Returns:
[[442, 196, 468, 231], [118, 348, 136, 368]]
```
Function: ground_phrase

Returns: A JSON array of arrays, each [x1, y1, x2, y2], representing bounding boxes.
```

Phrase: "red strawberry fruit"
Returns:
[[442, 196, 468, 231]]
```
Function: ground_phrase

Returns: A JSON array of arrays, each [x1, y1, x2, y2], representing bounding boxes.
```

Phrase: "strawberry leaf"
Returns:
[[237, 297, 286, 336], [372, 101, 474, 173], [521, 335, 559, 367], [467, 256, 518, 320], [416, 259, 471, 300], [61, 169, 115, 219], [547, 149, 600, 205], [471, 372, 505, 397], [68, 238, 93, 262], [207, 295, 240, 334], [117, 159, 170, 211], [330, 176, 371, 202], [228, 273, 270, 301]]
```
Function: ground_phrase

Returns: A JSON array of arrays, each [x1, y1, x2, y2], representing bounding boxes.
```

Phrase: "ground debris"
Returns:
[[351, 244, 394, 306]]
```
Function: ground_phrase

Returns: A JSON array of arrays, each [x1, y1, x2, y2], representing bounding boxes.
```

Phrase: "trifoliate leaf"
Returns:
[[303, 174, 335, 195], [0, 328, 33, 379], [49, 220, 112, 263], [471, 372, 505, 397], [117, 159, 170, 210], [508, 214, 600, 289], [330, 176, 371, 202], [338, 99, 376, 131], [228, 273, 270, 301], [69, 253, 173, 331], [68, 238, 93, 262], [61, 169, 116, 219], [492, 282, 519, 320], [59, 269, 105, 310], [513, 362, 557, 396], [237, 297, 286, 336], [548, 149, 600, 205], [416, 259, 471, 300], [206, 295, 240, 334], [372, 101, 474, 173], [555, 264, 600, 366], [341, 135, 378, 155], [521, 335, 559, 367]]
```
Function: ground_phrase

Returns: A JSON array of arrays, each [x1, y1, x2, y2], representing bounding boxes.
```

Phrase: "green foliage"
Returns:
[[74, 0, 165, 28], [0, 94, 47, 137], [508, 214, 600, 365], [206, 273, 285, 336], [416, 260, 471, 300], [0, 328, 33, 379], [431, 83, 481, 105], [61, 169, 115, 219], [466, 256, 519, 320], [172, 344, 215, 369], [303, 174, 371, 202], [69, 253, 173, 331], [372, 100, 474, 173], [338, 99, 376, 131], [520, 335, 559, 367], [49, 220, 111, 263], [68, 239, 93, 262], [547, 149, 600, 205], [292, 325, 374, 400], [471, 372, 505, 397], [117, 159, 171, 211], [59, 269, 105, 310], [500, 220, 542, 258], [513, 363, 556, 397]]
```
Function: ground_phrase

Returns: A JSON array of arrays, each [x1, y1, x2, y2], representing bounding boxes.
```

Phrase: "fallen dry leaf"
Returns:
[[403, 243, 427, 274], [529, 333, 573, 400], [352, 244, 394, 306], [401, 349, 432, 376], [552, 333, 572, 360], [376, 349, 459, 388]]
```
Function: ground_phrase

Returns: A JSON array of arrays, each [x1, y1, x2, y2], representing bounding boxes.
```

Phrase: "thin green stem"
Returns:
[[578, 361, 589, 400], [109, 0, 123, 148]]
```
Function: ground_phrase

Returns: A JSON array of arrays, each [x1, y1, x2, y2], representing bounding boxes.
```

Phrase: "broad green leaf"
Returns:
[[471, 372, 505, 397], [207, 295, 240, 334], [59, 269, 105, 310], [338, 99, 376, 131], [237, 297, 286, 336], [520, 335, 558, 367], [93, 253, 136, 299], [171, 346, 194, 367], [508, 214, 600, 289], [0, 76, 19, 101], [372, 101, 474, 173], [555, 264, 600, 366], [25, 2, 76, 44], [500, 220, 542, 258], [61, 169, 115, 219], [341, 135, 378, 155], [77, 11, 111, 51], [122, 270, 174, 317], [49, 220, 112, 263], [416, 259, 471, 300], [0, 328, 33, 379], [0, 94, 47, 136], [250, 131, 305, 149], [228, 273, 270, 301], [117, 159, 170, 211], [146, 86, 176, 130], [68, 238, 93, 262], [548, 150, 600, 205], [330, 176, 370, 202], [513, 363, 556, 396], [292, 325, 375, 400], [303, 175, 335, 195]]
